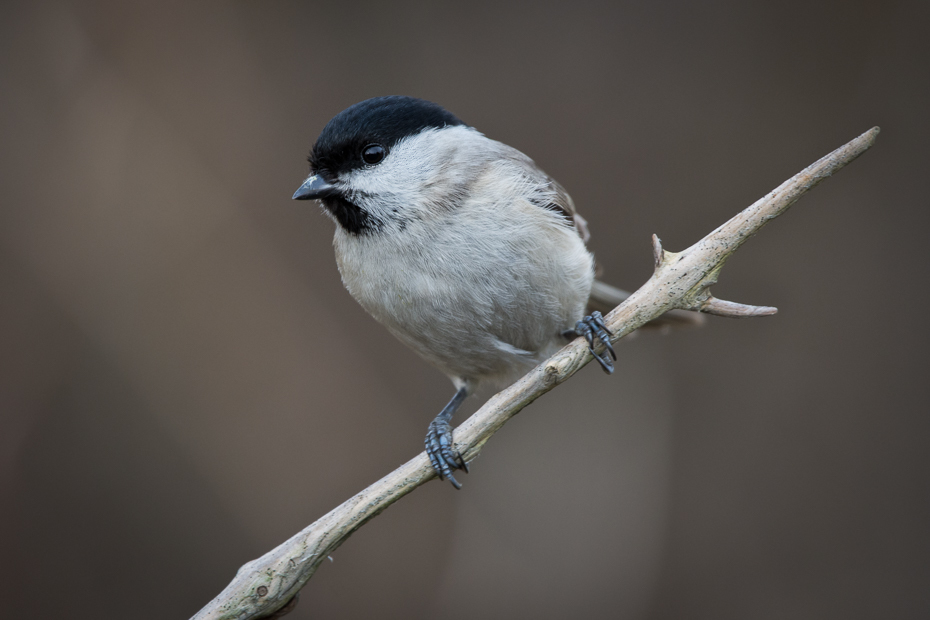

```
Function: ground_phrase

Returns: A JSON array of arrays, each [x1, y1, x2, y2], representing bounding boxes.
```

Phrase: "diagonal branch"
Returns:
[[191, 127, 879, 620]]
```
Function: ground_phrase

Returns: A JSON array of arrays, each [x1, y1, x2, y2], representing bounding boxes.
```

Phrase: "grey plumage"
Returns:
[[331, 125, 594, 393], [294, 96, 649, 487]]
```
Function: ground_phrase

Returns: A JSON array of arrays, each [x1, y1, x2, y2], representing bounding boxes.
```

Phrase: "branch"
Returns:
[[191, 127, 879, 620]]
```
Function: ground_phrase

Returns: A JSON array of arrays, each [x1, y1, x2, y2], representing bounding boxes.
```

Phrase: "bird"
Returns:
[[294, 96, 642, 488]]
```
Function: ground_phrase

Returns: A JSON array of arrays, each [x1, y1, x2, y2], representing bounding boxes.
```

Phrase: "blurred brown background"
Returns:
[[1, 1, 928, 619]]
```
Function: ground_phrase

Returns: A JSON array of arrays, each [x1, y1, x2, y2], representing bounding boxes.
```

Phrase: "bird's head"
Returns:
[[294, 96, 479, 235]]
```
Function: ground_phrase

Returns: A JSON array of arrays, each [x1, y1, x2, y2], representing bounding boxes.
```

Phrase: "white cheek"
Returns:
[[346, 149, 430, 205], [340, 126, 482, 219]]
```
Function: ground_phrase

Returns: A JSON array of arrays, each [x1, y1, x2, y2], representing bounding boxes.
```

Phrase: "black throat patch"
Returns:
[[321, 194, 383, 235]]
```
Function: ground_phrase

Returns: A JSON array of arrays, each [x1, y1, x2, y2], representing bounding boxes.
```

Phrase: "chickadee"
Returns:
[[294, 96, 618, 488]]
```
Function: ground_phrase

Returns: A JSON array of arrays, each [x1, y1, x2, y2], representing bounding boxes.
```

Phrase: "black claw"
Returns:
[[591, 348, 615, 374], [426, 439, 444, 475], [575, 313, 616, 374], [424, 388, 470, 488], [441, 446, 458, 465], [578, 323, 595, 348], [589, 311, 617, 361]]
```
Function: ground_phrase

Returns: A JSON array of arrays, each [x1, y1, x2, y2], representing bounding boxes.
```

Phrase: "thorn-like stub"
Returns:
[[651, 234, 680, 271], [700, 296, 778, 318]]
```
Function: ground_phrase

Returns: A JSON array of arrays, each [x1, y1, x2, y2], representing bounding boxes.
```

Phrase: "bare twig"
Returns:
[[191, 127, 879, 620], [587, 279, 705, 327]]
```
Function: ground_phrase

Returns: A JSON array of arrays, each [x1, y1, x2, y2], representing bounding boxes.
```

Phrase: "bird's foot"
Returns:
[[425, 418, 468, 489], [573, 311, 616, 374]]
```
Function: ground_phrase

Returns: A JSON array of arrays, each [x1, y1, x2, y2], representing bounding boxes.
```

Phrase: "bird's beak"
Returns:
[[292, 174, 336, 200]]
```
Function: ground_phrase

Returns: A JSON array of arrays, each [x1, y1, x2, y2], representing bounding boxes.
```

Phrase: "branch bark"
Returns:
[[191, 126, 879, 620]]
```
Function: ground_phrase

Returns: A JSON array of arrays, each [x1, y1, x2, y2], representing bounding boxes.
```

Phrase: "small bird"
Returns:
[[294, 96, 620, 488]]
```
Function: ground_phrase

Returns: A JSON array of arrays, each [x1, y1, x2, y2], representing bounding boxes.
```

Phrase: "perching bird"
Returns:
[[293, 96, 680, 488]]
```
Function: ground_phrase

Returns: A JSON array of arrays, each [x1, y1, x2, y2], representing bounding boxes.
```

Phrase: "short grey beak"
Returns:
[[292, 175, 336, 200]]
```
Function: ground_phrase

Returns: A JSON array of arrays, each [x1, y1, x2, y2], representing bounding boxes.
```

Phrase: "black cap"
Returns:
[[309, 96, 466, 177]]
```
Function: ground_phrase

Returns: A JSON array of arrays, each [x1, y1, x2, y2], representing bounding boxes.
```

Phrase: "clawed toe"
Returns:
[[424, 387, 471, 488], [426, 420, 466, 489], [574, 311, 616, 374]]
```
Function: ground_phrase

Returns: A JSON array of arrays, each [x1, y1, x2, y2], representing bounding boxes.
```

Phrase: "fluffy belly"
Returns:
[[333, 219, 593, 386]]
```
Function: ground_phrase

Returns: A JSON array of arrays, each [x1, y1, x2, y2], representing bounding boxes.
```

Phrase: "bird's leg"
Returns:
[[563, 310, 617, 374], [425, 387, 469, 489]]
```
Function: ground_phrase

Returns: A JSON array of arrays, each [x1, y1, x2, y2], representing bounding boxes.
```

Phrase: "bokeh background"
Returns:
[[2, 1, 928, 619]]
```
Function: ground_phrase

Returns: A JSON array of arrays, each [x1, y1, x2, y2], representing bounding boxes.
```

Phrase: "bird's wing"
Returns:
[[500, 145, 590, 242], [545, 177, 591, 243], [501, 144, 701, 329]]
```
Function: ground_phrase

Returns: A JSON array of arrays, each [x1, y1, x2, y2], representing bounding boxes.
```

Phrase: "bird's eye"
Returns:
[[362, 144, 386, 165]]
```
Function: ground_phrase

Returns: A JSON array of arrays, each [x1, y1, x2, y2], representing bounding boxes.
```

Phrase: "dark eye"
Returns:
[[362, 144, 385, 165]]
